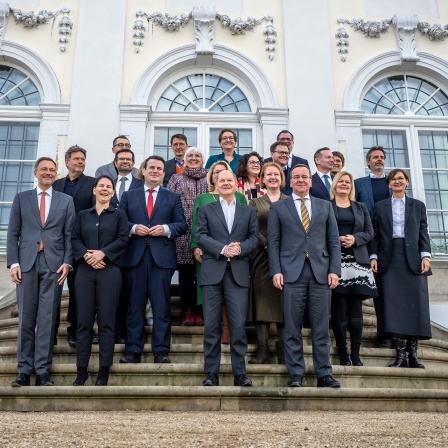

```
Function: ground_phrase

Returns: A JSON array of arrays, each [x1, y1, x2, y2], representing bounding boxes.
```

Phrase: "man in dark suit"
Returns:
[[95, 135, 137, 179], [268, 164, 341, 388], [196, 170, 259, 387], [265, 141, 309, 195], [110, 148, 144, 208], [354, 146, 391, 346], [53, 145, 95, 346], [309, 147, 334, 200], [7, 157, 75, 386], [163, 133, 187, 187], [118, 155, 187, 364]]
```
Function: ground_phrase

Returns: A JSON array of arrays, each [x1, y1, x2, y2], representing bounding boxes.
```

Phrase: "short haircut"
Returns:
[[259, 162, 285, 189], [332, 151, 345, 165], [387, 168, 410, 183], [94, 175, 115, 190], [276, 130, 294, 141], [217, 169, 237, 183], [112, 135, 129, 147], [218, 128, 237, 143], [114, 148, 135, 162], [270, 141, 289, 153], [34, 157, 56, 170], [291, 163, 312, 177], [65, 145, 87, 161], [313, 147, 331, 164], [207, 161, 231, 191], [366, 146, 386, 162], [144, 155, 165, 170], [170, 134, 188, 145], [185, 146, 204, 158], [330, 170, 355, 201], [235, 151, 263, 181]]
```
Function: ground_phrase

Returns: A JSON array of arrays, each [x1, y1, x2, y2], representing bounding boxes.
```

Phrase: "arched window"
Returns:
[[361, 74, 448, 255], [0, 66, 41, 251]]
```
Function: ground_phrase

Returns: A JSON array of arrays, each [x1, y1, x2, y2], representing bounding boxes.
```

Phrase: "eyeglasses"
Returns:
[[115, 143, 131, 149], [279, 138, 293, 142], [117, 157, 133, 162], [274, 151, 289, 157], [221, 137, 235, 141], [391, 176, 406, 182], [248, 161, 261, 166]]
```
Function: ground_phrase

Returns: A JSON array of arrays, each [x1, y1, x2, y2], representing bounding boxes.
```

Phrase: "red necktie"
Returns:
[[38, 191, 46, 251], [147, 189, 154, 219]]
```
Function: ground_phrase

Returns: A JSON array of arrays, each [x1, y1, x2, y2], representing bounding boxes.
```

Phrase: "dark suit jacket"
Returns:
[[354, 175, 392, 220], [267, 195, 341, 284], [163, 158, 178, 187], [7, 189, 75, 272], [370, 196, 432, 275], [310, 172, 331, 200], [118, 187, 187, 269], [95, 161, 137, 179], [264, 154, 309, 196], [53, 173, 95, 214], [196, 200, 259, 287], [330, 200, 373, 265], [110, 176, 144, 208]]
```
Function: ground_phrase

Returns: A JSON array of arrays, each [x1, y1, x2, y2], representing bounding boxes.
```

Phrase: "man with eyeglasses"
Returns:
[[163, 134, 188, 187], [268, 164, 341, 389], [205, 128, 242, 172], [354, 146, 392, 348], [95, 135, 137, 179], [267, 141, 309, 195]]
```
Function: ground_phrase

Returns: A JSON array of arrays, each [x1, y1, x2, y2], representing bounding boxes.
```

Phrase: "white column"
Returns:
[[283, 0, 338, 163], [257, 108, 289, 158], [66, 0, 127, 177]]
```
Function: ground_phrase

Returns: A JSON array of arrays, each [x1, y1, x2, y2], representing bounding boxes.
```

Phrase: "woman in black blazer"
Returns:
[[330, 171, 378, 366], [71, 175, 129, 386], [370, 168, 431, 369]]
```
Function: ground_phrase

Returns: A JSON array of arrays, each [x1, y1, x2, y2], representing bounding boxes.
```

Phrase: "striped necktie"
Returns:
[[300, 198, 310, 232]]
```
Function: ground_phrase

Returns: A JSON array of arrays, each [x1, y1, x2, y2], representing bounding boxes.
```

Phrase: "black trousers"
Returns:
[[178, 263, 201, 317], [75, 263, 121, 367]]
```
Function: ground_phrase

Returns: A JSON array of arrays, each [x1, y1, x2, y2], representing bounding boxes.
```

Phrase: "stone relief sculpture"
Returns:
[[337, 15, 448, 62], [132, 8, 276, 60], [0, 3, 9, 51]]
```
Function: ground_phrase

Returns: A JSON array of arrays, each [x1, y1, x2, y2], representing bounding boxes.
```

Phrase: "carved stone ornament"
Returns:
[[417, 21, 448, 41], [392, 15, 419, 62], [339, 16, 391, 38], [133, 8, 276, 60], [9, 5, 72, 52], [192, 6, 216, 54], [0, 3, 9, 51]]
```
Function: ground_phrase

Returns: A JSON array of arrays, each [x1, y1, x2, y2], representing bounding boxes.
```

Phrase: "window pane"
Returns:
[[209, 128, 253, 156], [153, 127, 197, 161], [0, 65, 41, 106]]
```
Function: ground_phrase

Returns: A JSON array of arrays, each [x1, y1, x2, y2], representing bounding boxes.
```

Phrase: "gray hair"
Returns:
[[185, 146, 204, 158], [216, 169, 237, 182]]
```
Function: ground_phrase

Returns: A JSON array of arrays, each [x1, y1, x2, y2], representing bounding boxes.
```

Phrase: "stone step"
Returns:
[[1, 385, 448, 412]]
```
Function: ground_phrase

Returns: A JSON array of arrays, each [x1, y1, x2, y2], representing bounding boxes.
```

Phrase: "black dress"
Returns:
[[333, 206, 377, 298]]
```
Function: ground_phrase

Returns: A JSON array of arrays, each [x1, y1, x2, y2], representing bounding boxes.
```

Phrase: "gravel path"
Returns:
[[1, 411, 448, 447]]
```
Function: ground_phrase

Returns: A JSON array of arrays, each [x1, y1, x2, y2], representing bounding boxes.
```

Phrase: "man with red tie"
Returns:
[[118, 155, 187, 364]]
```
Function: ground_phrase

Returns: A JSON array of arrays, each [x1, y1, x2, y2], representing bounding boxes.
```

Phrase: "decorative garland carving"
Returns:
[[0, 3, 9, 51], [132, 8, 276, 60], [337, 15, 448, 62], [8, 5, 72, 52]]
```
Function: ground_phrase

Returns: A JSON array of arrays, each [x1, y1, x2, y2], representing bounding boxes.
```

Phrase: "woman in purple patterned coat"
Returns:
[[167, 147, 208, 326]]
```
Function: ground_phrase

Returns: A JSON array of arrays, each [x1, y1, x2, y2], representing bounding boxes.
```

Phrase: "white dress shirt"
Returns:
[[317, 170, 332, 187], [219, 196, 236, 232]]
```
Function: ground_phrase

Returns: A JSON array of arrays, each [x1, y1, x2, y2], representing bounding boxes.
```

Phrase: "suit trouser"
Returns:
[[115, 268, 129, 340], [125, 246, 174, 354], [202, 267, 249, 375], [16, 251, 62, 375], [281, 260, 332, 378], [373, 273, 386, 338], [75, 263, 121, 367], [178, 262, 200, 316]]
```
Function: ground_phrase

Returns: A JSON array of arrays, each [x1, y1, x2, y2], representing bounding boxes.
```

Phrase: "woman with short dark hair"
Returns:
[[235, 151, 265, 201]]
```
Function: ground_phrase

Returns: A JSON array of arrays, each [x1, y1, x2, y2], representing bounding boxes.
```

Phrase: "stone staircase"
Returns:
[[1, 290, 448, 412]]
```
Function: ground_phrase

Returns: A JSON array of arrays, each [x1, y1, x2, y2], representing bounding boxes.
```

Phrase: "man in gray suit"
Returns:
[[95, 135, 137, 179], [268, 164, 341, 388], [196, 170, 259, 387], [7, 157, 75, 387]]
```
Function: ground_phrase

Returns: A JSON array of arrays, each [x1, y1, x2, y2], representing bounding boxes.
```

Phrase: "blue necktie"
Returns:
[[323, 174, 331, 192]]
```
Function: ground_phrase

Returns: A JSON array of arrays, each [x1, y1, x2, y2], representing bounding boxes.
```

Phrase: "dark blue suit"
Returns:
[[265, 155, 309, 196], [354, 175, 391, 220], [110, 176, 144, 208], [309, 172, 331, 201], [118, 187, 187, 355]]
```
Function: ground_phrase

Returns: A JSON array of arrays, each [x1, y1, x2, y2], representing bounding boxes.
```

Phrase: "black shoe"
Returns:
[[35, 373, 54, 386], [94, 379, 108, 386], [202, 372, 219, 386], [11, 373, 30, 387], [233, 374, 252, 387], [154, 353, 171, 363], [119, 352, 141, 363], [287, 375, 303, 387], [92, 336, 99, 344], [67, 335, 77, 348], [73, 373, 89, 386], [317, 375, 340, 388], [115, 337, 126, 344]]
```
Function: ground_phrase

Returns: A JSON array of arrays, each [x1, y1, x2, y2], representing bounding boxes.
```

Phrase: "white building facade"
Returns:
[[0, 0, 448, 255]]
